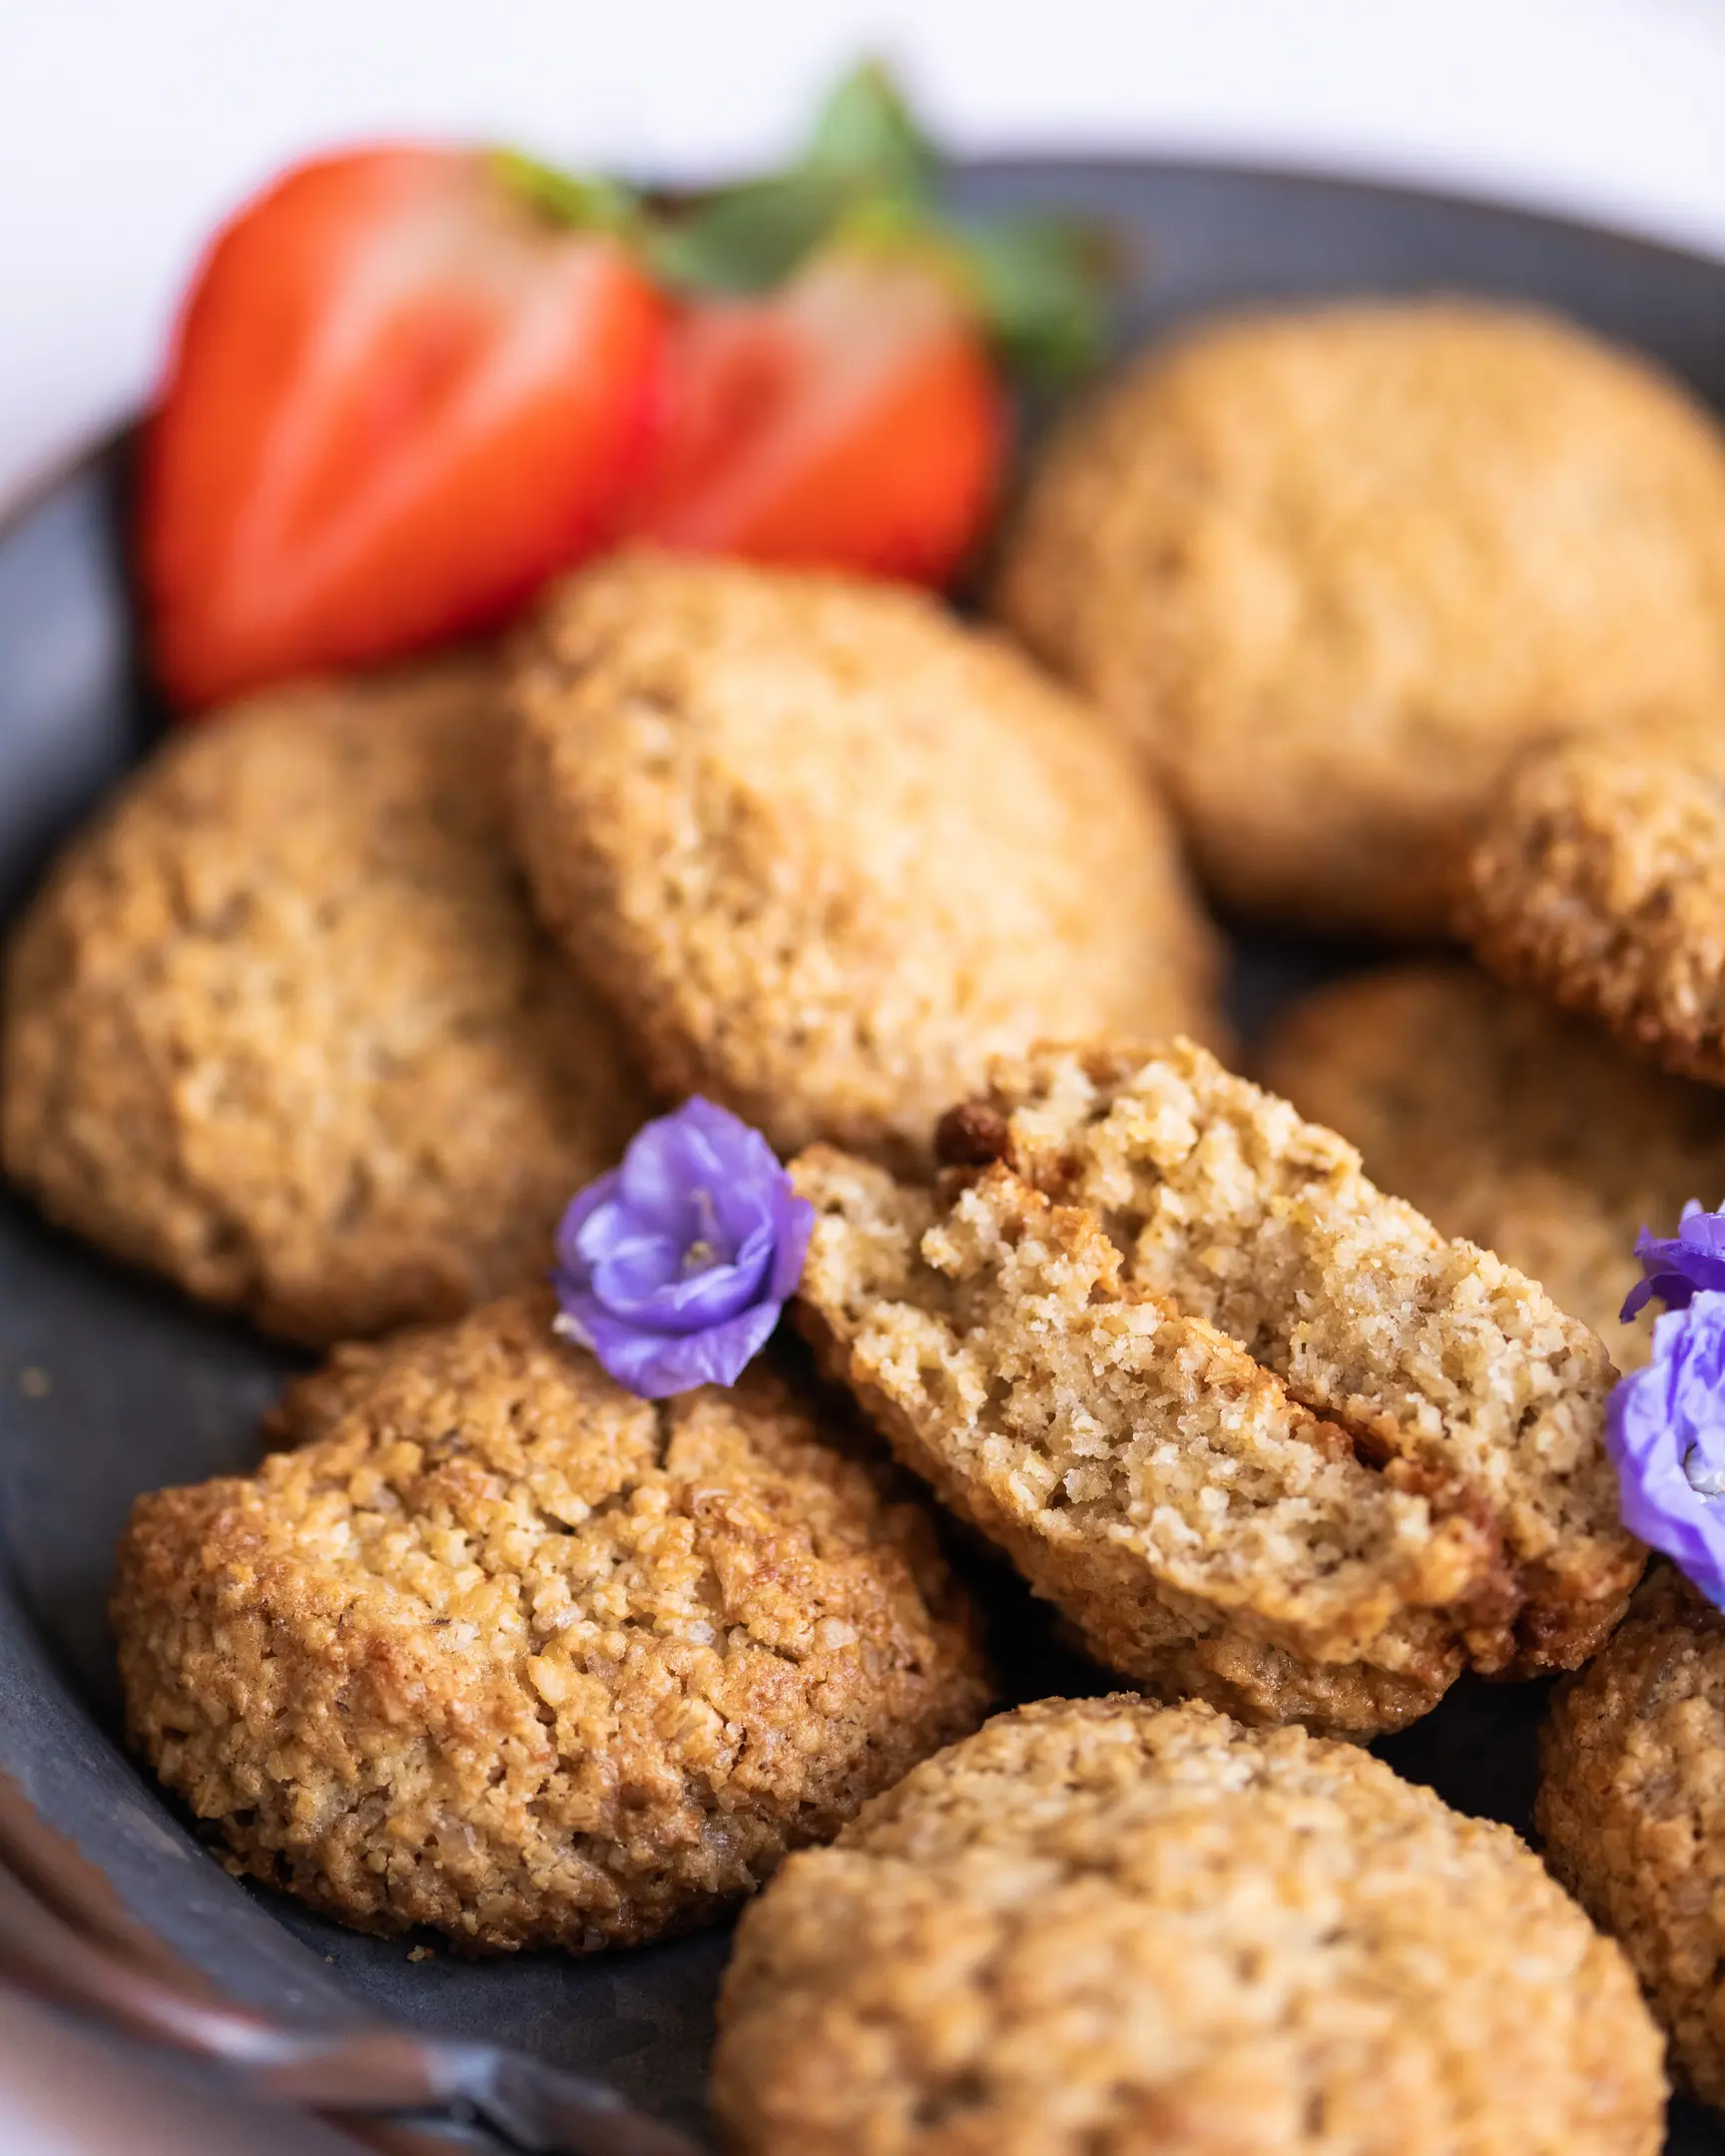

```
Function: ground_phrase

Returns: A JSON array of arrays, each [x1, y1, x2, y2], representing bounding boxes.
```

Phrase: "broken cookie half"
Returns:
[[791, 1038, 1641, 1737]]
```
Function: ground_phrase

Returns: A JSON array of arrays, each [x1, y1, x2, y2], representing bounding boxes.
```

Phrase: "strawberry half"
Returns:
[[621, 63, 1112, 588], [142, 146, 667, 712], [622, 252, 1006, 585]]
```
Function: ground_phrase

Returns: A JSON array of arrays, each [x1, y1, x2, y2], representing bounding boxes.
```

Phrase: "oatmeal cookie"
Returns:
[[714, 1695, 1664, 2156], [1462, 728, 1725, 1087], [994, 300, 1725, 934], [112, 1290, 991, 1952], [506, 550, 1220, 1169], [1539, 1566, 1725, 2105], [1257, 961, 1725, 1369], [1, 658, 647, 1343], [792, 1042, 1638, 1735]]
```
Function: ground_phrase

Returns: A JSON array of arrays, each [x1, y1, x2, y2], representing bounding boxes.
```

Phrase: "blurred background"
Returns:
[[0, 3, 1720, 2149], [2, 0, 1724, 510]]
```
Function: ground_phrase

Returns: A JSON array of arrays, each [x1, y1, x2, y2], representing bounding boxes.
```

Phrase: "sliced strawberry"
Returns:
[[143, 146, 667, 712], [620, 252, 1007, 587]]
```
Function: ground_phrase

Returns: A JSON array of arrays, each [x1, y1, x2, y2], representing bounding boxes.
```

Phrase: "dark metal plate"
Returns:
[[2, 159, 1722, 2152]]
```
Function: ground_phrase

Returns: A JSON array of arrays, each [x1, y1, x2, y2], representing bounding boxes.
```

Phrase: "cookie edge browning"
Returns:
[[940, 1037, 1642, 1682], [1538, 1567, 1725, 2106], [111, 1292, 994, 1952], [791, 1140, 1481, 1739], [0, 659, 648, 1344], [1461, 734, 1725, 1088]]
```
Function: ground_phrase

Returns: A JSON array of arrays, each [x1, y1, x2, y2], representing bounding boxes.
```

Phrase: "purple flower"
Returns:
[[551, 1098, 814, 1398], [1608, 1291, 1725, 1607], [1621, 1200, 1725, 1322]]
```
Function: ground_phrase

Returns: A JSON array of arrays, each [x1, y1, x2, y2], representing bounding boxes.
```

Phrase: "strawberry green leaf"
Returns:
[[803, 59, 934, 202], [950, 214, 1123, 381], [489, 149, 641, 236], [646, 62, 931, 296], [645, 173, 852, 294]]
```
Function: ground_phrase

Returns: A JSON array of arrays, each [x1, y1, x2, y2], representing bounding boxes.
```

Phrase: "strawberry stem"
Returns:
[[489, 149, 641, 237], [496, 62, 1119, 382]]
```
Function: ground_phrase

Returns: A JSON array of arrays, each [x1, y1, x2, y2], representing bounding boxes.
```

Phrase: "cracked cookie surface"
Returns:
[[507, 549, 1220, 1169], [112, 1289, 991, 1950], [1, 657, 647, 1342], [994, 300, 1725, 935], [714, 1696, 1664, 2156]]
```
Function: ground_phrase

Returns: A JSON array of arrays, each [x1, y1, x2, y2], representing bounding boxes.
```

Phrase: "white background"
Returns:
[[0, 0, 1722, 2148]]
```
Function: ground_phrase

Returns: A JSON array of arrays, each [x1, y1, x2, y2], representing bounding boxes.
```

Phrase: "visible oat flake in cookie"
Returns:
[[793, 1039, 1640, 1737]]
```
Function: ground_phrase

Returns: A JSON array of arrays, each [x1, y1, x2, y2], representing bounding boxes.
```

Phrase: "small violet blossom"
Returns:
[[1621, 1199, 1725, 1321], [552, 1098, 814, 1399], [1611, 1202, 1725, 1607]]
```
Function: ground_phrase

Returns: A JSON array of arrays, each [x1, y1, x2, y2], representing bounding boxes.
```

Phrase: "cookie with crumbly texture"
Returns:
[[715, 1696, 1665, 2156], [1, 658, 647, 1344], [112, 1290, 992, 1953], [1539, 1566, 1725, 2105], [794, 1144, 1473, 1736], [1462, 728, 1725, 1086], [948, 1039, 1639, 1673], [1258, 962, 1725, 1370], [506, 550, 1220, 1169], [994, 299, 1725, 935], [792, 1043, 1637, 1735]]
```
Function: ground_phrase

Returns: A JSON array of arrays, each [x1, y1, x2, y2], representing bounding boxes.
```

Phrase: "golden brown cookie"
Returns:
[[112, 1290, 992, 1952], [714, 1696, 1665, 2156], [506, 550, 1220, 1169], [1539, 1566, 1725, 2105], [1462, 728, 1725, 1086], [994, 300, 1725, 935], [1257, 961, 1725, 1369], [792, 1041, 1638, 1737], [2, 658, 647, 1343]]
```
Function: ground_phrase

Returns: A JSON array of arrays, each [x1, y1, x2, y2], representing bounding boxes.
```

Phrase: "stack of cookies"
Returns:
[[12, 291, 1725, 2151]]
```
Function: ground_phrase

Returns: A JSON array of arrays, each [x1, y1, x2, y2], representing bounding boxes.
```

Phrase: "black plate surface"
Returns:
[[2, 159, 1723, 2152]]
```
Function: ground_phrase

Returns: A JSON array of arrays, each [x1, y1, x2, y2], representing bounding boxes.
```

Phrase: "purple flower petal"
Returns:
[[616, 1123, 703, 1238], [1620, 1204, 1725, 1322], [551, 1098, 810, 1399], [576, 1297, 782, 1398], [1608, 1291, 1725, 1608], [594, 1224, 773, 1330], [555, 1168, 621, 1275]]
